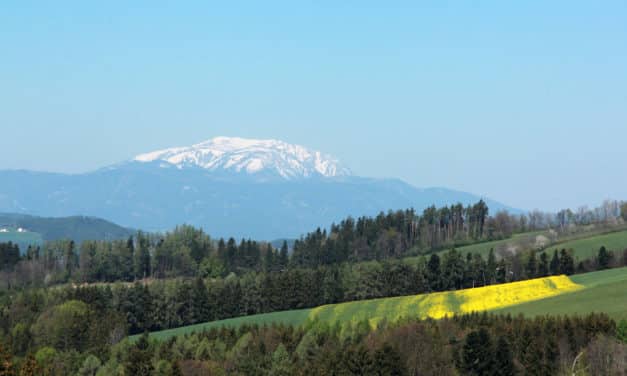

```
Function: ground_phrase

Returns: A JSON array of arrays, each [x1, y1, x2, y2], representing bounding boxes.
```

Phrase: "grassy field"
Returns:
[[139, 267, 627, 341], [404, 228, 627, 265], [146, 309, 312, 341], [403, 231, 547, 265], [496, 267, 627, 321], [307, 275, 580, 327], [541, 230, 627, 261], [436, 231, 543, 258], [139, 273, 588, 341]]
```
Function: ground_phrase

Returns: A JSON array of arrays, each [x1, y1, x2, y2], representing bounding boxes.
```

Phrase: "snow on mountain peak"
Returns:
[[133, 137, 352, 179]]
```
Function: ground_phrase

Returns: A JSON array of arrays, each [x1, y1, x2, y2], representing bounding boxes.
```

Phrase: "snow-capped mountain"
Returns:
[[133, 137, 351, 180], [0, 137, 520, 239]]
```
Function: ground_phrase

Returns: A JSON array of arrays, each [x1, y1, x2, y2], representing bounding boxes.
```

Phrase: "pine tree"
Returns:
[[549, 250, 560, 275], [496, 259, 507, 283], [427, 254, 441, 290], [373, 343, 407, 376], [543, 335, 559, 375], [134, 232, 151, 279], [597, 246, 612, 270], [342, 344, 374, 375], [525, 250, 537, 278], [494, 336, 515, 376], [278, 241, 289, 270], [461, 328, 494, 375], [191, 277, 210, 323], [124, 333, 154, 376], [263, 244, 275, 272], [538, 252, 549, 277], [520, 326, 544, 376], [269, 344, 292, 376], [486, 248, 497, 284], [64, 240, 77, 278], [559, 249, 574, 275]]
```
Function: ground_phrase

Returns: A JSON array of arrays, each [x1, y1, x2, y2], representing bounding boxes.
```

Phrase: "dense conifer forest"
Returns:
[[1, 201, 626, 374]]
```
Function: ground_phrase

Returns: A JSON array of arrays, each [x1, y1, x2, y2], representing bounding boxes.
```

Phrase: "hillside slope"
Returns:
[[0, 213, 134, 251], [140, 272, 612, 341]]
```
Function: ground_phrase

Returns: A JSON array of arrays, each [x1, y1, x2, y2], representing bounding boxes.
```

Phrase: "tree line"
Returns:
[[1, 312, 624, 375], [2, 243, 626, 347], [2, 199, 627, 288]]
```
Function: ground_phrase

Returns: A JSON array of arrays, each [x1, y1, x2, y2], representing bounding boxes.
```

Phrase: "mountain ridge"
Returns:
[[0, 137, 520, 239], [132, 136, 351, 180]]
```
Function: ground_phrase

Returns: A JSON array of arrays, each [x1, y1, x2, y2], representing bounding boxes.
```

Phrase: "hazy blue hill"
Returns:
[[0, 164, 518, 240], [0, 213, 134, 252]]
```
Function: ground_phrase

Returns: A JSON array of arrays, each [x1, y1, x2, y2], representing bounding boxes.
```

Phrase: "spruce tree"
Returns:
[[538, 252, 549, 277], [597, 246, 611, 270], [278, 241, 289, 270], [373, 343, 407, 376], [486, 248, 497, 284], [124, 333, 154, 376], [343, 344, 374, 375], [525, 250, 537, 278], [461, 328, 495, 375], [427, 254, 441, 290], [494, 336, 515, 376], [559, 249, 574, 275], [549, 250, 560, 275]]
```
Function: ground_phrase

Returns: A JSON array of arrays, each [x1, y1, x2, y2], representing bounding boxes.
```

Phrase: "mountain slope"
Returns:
[[0, 137, 519, 239]]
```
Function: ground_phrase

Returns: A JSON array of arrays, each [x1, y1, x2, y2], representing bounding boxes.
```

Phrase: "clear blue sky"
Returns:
[[2, 1, 626, 211]]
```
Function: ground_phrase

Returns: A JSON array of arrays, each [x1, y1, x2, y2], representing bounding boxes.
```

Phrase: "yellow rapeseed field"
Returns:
[[308, 275, 582, 327]]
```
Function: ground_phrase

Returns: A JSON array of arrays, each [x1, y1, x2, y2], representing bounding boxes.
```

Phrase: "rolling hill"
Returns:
[[0, 213, 134, 252], [138, 268, 627, 341], [140, 268, 627, 339]]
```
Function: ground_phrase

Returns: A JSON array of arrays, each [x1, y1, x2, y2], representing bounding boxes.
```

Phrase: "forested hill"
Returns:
[[0, 213, 134, 244]]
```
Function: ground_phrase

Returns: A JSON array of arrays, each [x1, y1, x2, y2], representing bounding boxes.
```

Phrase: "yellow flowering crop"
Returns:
[[308, 275, 582, 327]]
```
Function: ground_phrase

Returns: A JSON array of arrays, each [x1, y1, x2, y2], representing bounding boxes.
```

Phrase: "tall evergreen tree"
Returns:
[[278, 241, 289, 270], [496, 259, 507, 283], [494, 336, 515, 376], [559, 249, 575, 275], [373, 343, 407, 376], [427, 254, 441, 291], [538, 252, 549, 277], [525, 250, 537, 278], [134, 232, 151, 279], [486, 248, 497, 284], [597, 246, 612, 270], [124, 333, 153, 376], [342, 344, 374, 375], [461, 328, 494, 375], [549, 250, 560, 275]]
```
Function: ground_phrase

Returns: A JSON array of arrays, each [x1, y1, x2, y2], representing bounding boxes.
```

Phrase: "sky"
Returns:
[[1, 1, 626, 211]]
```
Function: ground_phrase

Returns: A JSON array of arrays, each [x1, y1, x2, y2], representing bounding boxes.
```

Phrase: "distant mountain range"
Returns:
[[0, 137, 519, 240]]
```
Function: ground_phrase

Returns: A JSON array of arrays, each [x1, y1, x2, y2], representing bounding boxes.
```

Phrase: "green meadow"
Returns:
[[138, 267, 627, 341], [496, 267, 627, 321]]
